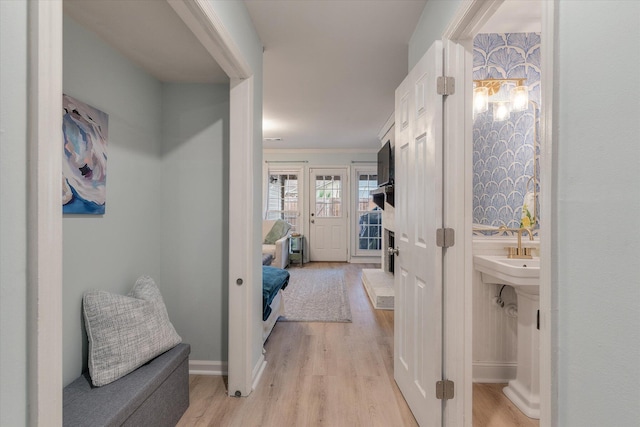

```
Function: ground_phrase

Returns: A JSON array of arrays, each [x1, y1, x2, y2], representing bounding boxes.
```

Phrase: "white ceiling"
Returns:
[[480, 0, 542, 34], [63, 0, 228, 83], [244, 0, 427, 150], [64, 0, 541, 151]]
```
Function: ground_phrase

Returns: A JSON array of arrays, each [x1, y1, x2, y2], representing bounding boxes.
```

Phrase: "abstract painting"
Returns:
[[62, 95, 108, 214]]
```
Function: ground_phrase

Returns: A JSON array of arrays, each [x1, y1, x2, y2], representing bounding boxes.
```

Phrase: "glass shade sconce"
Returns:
[[511, 85, 529, 112], [493, 102, 511, 122], [473, 86, 489, 116], [473, 78, 527, 120]]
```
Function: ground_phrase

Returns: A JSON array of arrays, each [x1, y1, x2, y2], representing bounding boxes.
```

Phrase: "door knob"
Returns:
[[311, 219, 315, 224], [388, 247, 399, 256]]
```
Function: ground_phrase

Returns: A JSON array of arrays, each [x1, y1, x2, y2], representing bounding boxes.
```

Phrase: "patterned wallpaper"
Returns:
[[472, 33, 541, 231]]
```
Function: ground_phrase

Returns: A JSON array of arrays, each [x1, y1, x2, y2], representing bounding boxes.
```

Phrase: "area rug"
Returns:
[[279, 268, 352, 322]]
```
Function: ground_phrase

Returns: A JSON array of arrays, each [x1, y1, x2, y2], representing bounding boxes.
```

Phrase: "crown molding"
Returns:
[[263, 148, 378, 155]]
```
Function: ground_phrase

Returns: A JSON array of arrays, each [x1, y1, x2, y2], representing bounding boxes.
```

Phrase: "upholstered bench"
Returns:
[[63, 343, 190, 427]]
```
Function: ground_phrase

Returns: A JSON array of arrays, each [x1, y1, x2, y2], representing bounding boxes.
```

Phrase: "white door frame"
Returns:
[[168, 0, 258, 399], [31, 1, 258, 420], [28, 1, 64, 423], [442, 0, 555, 425]]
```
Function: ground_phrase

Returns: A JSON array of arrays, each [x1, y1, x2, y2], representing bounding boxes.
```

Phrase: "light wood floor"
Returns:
[[473, 383, 540, 427], [177, 262, 538, 427]]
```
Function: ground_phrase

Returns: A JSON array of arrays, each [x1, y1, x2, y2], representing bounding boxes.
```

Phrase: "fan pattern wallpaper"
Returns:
[[472, 33, 541, 231]]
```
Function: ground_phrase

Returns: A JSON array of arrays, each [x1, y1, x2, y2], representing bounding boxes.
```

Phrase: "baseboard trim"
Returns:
[[189, 360, 227, 376], [349, 256, 382, 264], [473, 361, 517, 383], [252, 355, 267, 391]]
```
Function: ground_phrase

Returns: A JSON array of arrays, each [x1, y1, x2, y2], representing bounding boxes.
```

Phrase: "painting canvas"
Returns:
[[62, 95, 108, 214]]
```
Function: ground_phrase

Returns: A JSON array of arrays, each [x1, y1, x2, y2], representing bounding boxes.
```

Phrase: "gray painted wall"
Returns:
[[62, 16, 236, 382], [160, 83, 230, 362], [0, 1, 28, 424], [555, 1, 640, 425], [0, 0, 262, 419], [408, 0, 462, 70], [62, 15, 164, 385]]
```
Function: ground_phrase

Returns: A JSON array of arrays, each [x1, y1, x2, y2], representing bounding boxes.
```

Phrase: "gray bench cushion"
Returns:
[[63, 343, 190, 427]]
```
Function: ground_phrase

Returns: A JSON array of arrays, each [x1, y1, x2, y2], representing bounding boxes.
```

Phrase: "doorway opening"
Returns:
[[442, 0, 552, 425]]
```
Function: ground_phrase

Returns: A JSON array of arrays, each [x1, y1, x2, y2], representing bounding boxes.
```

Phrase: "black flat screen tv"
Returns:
[[377, 140, 393, 187]]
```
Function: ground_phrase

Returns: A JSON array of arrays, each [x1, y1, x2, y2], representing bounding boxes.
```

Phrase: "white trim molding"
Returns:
[[349, 256, 381, 264], [264, 148, 379, 155], [538, 0, 556, 423], [168, 0, 259, 398], [473, 362, 517, 384], [251, 355, 267, 391], [28, 0, 63, 424], [189, 360, 228, 376], [443, 0, 505, 41], [377, 112, 395, 141], [473, 362, 518, 384], [167, 0, 251, 79], [442, 38, 470, 427], [228, 76, 257, 397]]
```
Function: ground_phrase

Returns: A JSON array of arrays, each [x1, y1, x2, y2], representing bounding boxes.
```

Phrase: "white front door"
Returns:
[[309, 168, 348, 261], [394, 40, 444, 426]]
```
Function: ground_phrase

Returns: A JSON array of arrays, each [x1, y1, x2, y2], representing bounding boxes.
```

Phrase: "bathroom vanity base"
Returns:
[[503, 379, 540, 419], [503, 290, 540, 419]]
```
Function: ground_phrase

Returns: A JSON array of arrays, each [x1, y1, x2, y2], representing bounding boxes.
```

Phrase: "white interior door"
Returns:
[[394, 40, 444, 426], [309, 168, 348, 262]]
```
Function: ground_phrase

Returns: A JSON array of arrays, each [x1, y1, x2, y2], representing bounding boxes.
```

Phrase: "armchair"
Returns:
[[262, 219, 291, 269]]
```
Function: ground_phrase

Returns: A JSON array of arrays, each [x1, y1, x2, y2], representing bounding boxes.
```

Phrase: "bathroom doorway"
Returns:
[[443, 0, 552, 425], [471, 1, 543, 424]]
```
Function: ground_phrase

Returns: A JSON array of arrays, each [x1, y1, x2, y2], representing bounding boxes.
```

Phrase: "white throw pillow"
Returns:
[[83, 276, 181, 387]]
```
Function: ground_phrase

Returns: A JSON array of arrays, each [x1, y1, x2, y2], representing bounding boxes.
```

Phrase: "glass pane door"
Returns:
[[266, 172, 300, 232], [314, 175, 342, 217], [357, 173, 381, 251]]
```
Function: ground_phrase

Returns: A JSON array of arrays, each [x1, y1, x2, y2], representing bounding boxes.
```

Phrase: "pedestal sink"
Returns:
[[473, 255, 540, 419]]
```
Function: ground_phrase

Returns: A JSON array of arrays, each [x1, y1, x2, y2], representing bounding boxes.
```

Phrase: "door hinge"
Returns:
[[436, 380, 455, 400], [437, 76, 455, 96], [436, 228, 455, 248]]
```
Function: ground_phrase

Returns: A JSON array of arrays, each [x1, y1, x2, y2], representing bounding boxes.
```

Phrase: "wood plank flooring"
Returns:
[[177, 262, 538, 427], [473, 383, 540, 427]]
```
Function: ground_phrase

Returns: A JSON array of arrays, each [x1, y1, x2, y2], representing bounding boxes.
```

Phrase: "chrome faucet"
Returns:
[[508, 227, 534, 259]]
